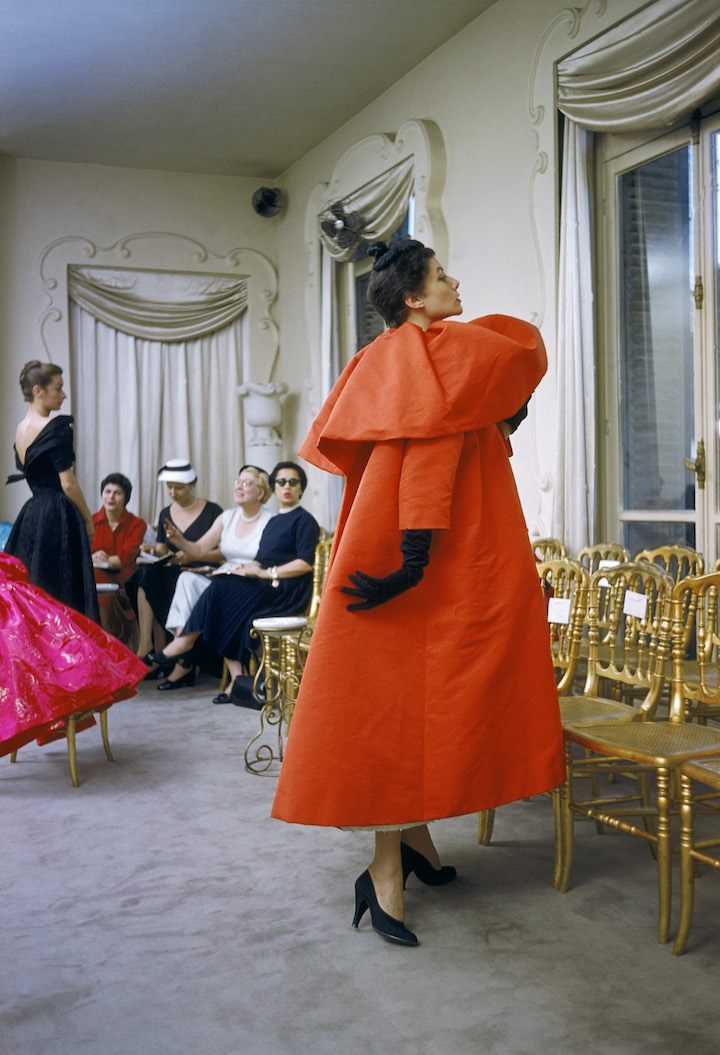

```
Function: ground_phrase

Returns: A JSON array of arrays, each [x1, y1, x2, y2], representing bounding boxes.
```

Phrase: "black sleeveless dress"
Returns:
[[5, 415, 99, 621], [124, 500, 222, 629]]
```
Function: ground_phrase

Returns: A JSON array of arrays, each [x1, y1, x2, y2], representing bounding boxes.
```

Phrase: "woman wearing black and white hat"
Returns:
[[124, 459, 222, 668]]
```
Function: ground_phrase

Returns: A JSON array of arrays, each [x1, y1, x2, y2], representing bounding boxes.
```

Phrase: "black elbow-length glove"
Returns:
[[504, 398, 530, 435], [341, 529, 432, 612]]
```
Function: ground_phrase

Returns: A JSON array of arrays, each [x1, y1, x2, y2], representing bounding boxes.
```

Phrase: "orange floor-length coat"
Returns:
[[272, 315, 565, 828]]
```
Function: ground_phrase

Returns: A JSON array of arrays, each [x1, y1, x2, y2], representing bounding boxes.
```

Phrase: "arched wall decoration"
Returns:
[[303, 119, 448, 421], [523, 0, 610, 538], [37, 231, 279, 384]]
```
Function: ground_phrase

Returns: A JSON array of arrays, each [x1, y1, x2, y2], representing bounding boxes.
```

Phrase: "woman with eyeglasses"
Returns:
[[148, 461, 320, 701], [271, 239, 565, 947], [156, 465, 274, 689]]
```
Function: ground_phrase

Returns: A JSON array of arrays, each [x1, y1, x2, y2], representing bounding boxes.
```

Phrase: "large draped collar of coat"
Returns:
[[299, 315, 546, 476]]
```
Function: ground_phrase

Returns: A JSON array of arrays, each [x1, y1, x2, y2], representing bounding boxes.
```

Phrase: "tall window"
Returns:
[[597, 113, 720, 561]]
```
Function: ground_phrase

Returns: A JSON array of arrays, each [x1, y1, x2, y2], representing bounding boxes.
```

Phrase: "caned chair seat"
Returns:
[[563, 719, 720, 765], [558, 695, 636, 724]]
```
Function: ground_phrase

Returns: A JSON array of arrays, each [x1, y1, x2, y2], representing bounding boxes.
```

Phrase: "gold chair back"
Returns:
[[634, 544, 704, 583], [536, 558, 589, 694], [306, 531, 334, 623], [669, 571, 720, 723], [583, 561, 674, 718], [635, 546, 704, 654], [576, 542, 630, 574], [532, 537, 567, 562]]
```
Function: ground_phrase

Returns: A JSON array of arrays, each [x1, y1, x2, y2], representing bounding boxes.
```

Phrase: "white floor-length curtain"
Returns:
[[551, 0, 720, 551], [68, 267, 248, 526], [552, 123, 596, 557]]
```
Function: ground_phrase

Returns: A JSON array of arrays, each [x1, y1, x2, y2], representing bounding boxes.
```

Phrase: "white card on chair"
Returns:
[[623, 590, 648, 619], [547, 597, 572, 625]]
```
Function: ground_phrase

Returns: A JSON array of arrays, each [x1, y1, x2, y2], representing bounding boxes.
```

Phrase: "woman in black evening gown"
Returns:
[[6, 360, 99, 621]]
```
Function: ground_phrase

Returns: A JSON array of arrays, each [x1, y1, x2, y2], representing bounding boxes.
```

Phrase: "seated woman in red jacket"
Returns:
[[92, 472, 147, 642]]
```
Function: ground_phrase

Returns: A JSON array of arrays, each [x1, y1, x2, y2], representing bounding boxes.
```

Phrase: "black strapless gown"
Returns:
[[5, 415, 99, 621]]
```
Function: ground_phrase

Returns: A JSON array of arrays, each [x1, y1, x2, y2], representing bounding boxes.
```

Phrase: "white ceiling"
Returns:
[[0, 0, 496, 178]]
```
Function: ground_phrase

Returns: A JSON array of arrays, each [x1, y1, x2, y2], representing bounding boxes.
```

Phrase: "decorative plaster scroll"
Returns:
[[37, 231, 278, 382], [526, 2, 608, 330], [524, 0, 612, 527]]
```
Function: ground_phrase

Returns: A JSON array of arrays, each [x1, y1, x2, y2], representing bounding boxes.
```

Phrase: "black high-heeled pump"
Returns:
[[401, 843, 457, 888], [352, 870, 418, 946]]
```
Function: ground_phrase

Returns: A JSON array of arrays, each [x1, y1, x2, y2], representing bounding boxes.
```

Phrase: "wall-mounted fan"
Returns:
[[321, 202, 365, 249]]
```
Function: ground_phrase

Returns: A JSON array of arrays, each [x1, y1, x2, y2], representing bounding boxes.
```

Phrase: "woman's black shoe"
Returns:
[[145, 649, 174, 671], [401, 843, 457, 888], [352, 870, 418, 946], [157, 668, 196, 691]]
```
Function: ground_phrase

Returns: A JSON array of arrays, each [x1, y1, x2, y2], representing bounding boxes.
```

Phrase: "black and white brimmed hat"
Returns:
[[157, 459, 197, 484]]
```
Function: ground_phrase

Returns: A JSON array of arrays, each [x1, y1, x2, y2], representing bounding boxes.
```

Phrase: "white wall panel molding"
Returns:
[[37, 231, 278, 384]]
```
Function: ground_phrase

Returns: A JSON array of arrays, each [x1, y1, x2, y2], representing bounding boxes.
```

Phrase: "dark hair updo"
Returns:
[[19, 360, 63, 402], [366, 239, 435, 329], [100, 472, 133, 504]]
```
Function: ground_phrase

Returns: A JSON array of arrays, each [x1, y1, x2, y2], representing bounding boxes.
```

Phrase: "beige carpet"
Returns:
[[2, 675, 719, 1055]]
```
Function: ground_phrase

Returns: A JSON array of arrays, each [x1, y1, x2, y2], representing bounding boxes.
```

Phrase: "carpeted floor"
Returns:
[[2, 675, 719, 1055]]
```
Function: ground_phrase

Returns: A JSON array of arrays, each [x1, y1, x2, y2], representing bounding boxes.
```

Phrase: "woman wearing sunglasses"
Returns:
[[148, 461, 319, 701]]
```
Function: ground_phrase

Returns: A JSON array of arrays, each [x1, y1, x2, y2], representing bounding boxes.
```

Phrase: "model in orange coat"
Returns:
[[272, 240, 564, 945]]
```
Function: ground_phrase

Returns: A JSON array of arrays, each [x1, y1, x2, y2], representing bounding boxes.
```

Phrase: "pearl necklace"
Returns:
[[239, 507, 262, 523], [176, 497, 200, 514]]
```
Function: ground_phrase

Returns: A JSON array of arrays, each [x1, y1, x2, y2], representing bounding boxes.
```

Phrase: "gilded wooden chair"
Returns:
[[670, 570, 720, 724], [478, 557, 589, 845], [531, 537, 567, 562], [551, 561, 674, 874], [664, 570, 720, 952], [554, 570, 720, 946]]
